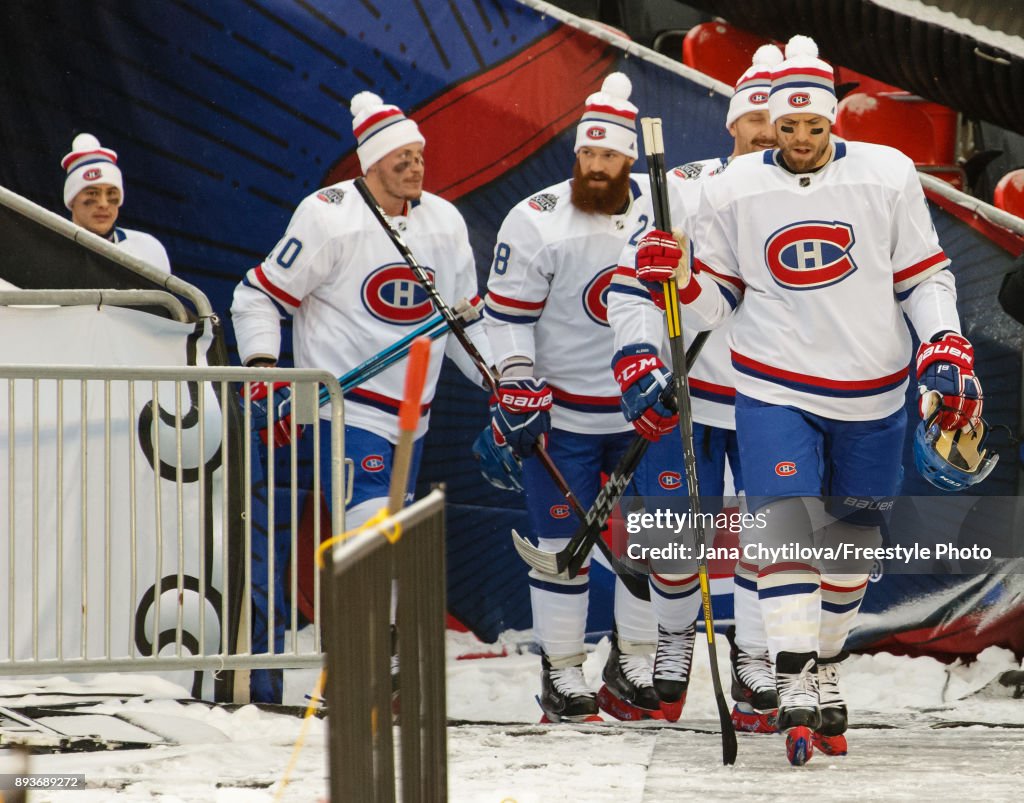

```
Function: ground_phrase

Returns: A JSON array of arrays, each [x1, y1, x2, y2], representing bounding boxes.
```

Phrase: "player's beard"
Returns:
[[570, 160, 631, 215], [780, 137, 831, 173]]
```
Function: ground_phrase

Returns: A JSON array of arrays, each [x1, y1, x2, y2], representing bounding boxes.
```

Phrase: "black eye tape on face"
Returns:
[[810, 127, 824, 135], [780, 125, 794, 133]]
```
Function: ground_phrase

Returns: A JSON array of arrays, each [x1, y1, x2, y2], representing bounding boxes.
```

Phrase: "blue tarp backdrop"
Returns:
[[0, 0, 1020, 656]]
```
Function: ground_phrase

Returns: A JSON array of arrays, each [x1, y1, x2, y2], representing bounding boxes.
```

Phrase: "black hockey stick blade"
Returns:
[[510, 331, 709, 581]]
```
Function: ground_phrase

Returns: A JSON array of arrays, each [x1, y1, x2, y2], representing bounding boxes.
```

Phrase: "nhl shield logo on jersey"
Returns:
[[361, 263, 436, 324], [582, 266, 616, 326], [764, 220, 858, 290]]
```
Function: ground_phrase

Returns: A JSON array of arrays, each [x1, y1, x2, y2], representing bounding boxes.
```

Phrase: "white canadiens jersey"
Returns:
[[609, 156, 737, 429], [484, 177, 652, 434], [113, 227, 172, 274], [231, 182, 486, 442], [688, 140, 958, 421]]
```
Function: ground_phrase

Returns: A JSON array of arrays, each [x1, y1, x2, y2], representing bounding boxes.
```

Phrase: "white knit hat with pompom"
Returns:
[[726, 44, 784, 128], [574, 72, 638, 158], [61, 133, 123, 209], [768, 35, 837, 123], [350, 91, 425, 172]]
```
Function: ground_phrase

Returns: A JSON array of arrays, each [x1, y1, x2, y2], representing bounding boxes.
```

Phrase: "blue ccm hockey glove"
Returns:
[[612, 344, 678, 441], [490, 377, 552, 458]]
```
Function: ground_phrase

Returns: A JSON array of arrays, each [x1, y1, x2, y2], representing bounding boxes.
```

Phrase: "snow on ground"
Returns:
[[2, 630, 1023, 802]]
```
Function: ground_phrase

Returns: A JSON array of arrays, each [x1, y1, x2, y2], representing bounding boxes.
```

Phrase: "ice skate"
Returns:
[[539, 653, 601, 723], [775, 651, 821, 766], [727, 625, 779, 733], [652, 624, 696, 721], [597, 635, 661, 721], [813, 653, 849, 756]]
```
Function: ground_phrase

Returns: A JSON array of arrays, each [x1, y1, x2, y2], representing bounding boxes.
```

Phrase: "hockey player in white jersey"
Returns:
[[609, 44, 784, 734], [231, 92, 490, 701], [485, 74, 692, 723], [632, 36, 986, 765], [62, 133, 172, 274], [232, 91, 489, 526]]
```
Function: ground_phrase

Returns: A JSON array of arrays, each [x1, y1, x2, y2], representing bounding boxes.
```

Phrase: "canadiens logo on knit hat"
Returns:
[[350, 91, 425, 173], [61, 132, 124, 210], [768, 35, 837, 123], [574, 72, 638, 157], [726, 44, 783, 128]]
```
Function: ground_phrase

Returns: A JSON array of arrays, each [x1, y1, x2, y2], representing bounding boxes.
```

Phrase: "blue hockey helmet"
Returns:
[[472, 426, 524, 493], [913, 410, 998, 492]]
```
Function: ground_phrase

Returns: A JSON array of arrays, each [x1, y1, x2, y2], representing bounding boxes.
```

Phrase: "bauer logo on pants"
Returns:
[[361, 455, 386, 473], [361, 263, 436, 324]]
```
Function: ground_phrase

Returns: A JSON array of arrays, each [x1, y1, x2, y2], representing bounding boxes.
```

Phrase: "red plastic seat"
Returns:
[[834, 91, 962, 186], [994, 169, 1024, 218], [682, 21, 771, 85]]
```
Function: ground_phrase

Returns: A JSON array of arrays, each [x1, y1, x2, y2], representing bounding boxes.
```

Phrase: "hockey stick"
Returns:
[[510, 330, 708, 579], [641, 116, 736, 764], [389, 336, 432, 513], [353, 176, 653, 598], [332, 315, 447, 401]]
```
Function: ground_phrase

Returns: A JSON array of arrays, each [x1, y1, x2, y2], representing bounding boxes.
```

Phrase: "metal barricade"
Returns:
[[324, 488, 448, 803], [0, 364, 345, 698]]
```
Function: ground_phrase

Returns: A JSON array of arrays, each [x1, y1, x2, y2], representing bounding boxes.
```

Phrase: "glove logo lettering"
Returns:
[[617, 356, 658, 383], [586, 126, 607, 140], [361, 455, 386, 473], [549, 504, 571, 519], [499, 391, 552, 410], [361, 263, 436, 325], [764, 220, 857, 291], [788, 92, 811, 108], [775, 461, 797, 477], [658, 471, 682, 490], [582, 265, 616, 326]]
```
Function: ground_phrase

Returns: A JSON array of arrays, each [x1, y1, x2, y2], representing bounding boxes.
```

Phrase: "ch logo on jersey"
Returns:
[[361, 263, 436, 324], [788, 92, 811, 108], [362, 455, 386, 473], [658, 471, 682, 491], [586, 126, 607, 140], [775, 461, 797, 477], [549, 504, 571, 520], [764, 221, 858, 290], [750, 91, 769, 105], [582, 266, 616, 326]]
